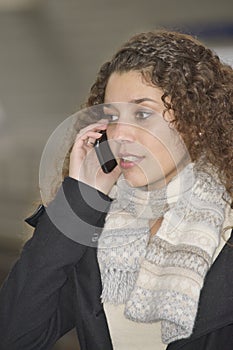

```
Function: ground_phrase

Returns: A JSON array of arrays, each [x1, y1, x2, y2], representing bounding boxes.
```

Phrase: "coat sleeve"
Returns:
[[0, 177, 112, 350]]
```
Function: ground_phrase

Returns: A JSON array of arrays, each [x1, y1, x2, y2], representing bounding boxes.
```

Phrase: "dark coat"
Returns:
[[0, 177, 233, 350]]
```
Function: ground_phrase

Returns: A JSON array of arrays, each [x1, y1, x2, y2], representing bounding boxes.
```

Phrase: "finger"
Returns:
[[78, 121, 108, 136], [86, 137, 95, 146], [75, 131, 103, 147]]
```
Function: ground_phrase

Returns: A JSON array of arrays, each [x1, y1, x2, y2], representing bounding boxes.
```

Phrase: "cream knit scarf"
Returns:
[[97, 163, 227, 344]]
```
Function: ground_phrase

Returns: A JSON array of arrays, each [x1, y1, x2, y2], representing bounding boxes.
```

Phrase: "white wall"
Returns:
[[214, 46, 233, 66]]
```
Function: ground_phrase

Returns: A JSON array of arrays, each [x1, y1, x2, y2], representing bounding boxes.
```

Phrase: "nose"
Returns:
[[108, 122, 135, 144]]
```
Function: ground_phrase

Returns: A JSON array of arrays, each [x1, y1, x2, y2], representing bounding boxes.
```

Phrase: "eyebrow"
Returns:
[[104, 98, 158, 108], [103, 104, 118, 110], [130, 98, 158, 104]]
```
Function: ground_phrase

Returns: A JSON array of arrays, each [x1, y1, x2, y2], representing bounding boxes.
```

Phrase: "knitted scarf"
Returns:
[[97, 163, 227, 344]]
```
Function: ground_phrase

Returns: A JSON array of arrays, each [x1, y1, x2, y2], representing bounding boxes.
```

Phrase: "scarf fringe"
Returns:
[[101, 268, 139, 304]]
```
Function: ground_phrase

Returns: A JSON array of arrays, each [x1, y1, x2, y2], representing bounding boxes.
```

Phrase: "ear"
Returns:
[[163, 109, 175, 125]]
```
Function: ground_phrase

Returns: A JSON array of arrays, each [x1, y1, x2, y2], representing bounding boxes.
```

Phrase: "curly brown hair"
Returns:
[[84, 30, 233, 202]]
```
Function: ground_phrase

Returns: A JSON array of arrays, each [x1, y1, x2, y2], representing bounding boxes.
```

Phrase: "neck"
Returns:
[[149, 217, 164, 237]]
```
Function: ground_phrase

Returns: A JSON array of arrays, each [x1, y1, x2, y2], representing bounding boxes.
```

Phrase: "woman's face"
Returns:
[[104, 71, 189, 189]]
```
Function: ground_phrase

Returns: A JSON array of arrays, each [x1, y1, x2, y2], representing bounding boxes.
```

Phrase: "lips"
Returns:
[[118, 152, 145, 169]]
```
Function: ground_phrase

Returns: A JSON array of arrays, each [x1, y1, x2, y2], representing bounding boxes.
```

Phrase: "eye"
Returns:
[[135, 110, 153, 120], [103, 113, 119, 122]]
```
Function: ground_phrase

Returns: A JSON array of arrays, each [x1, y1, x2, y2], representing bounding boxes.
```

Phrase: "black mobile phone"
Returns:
[[94, 130, 117, 173]]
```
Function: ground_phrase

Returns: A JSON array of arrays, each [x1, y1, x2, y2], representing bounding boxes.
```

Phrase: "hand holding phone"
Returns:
[[94, 130, 117, 173]]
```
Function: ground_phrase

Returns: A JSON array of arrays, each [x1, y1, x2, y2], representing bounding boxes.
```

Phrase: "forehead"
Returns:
[[104, 71, 163, 103]]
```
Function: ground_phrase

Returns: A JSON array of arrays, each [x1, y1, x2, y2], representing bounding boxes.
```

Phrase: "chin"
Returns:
[[123, 172, 169, 190], [122, 171, 148, 188]]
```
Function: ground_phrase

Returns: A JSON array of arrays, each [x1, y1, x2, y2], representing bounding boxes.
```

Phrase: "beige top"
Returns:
[[104, 303, 166, 350]]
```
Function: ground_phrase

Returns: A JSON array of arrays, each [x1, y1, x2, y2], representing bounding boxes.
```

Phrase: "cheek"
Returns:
[[106, 125, 118, 150], [106, 124, 115, 139], [146, 137, 175, 169], [149, 137, 188, 177]]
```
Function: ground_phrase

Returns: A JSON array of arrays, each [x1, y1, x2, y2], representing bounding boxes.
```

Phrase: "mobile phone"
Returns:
[[94, 130, 117, 173]]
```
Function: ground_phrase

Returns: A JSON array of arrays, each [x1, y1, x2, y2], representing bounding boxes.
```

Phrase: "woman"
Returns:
[[0, 30, 233, 350]]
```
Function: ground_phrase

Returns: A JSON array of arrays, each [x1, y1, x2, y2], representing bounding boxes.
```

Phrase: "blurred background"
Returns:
[[0, 0, 232, 349]]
